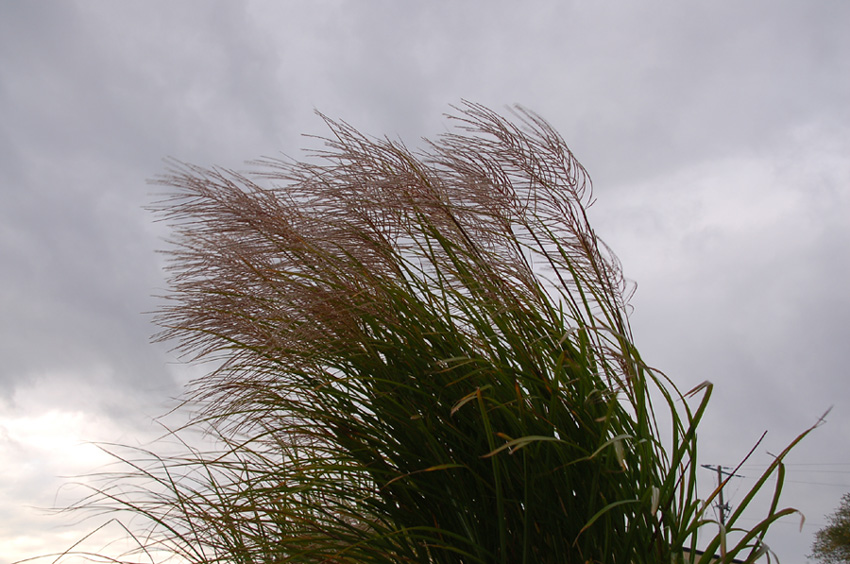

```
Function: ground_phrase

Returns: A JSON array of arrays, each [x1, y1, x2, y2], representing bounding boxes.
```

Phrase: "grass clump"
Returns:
[[44, 103, 821, 564]]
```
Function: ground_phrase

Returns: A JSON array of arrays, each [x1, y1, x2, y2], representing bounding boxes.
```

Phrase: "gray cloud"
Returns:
[[1, 1, 848, 561]]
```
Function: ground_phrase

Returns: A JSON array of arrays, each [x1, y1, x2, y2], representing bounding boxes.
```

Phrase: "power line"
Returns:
[[738, 462, 850, 468], [702, 464, 743, 526], [738, 476, 850, 488]]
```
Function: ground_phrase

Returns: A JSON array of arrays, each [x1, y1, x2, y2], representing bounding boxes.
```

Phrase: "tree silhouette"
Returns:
[[811, 493, 850, 564]]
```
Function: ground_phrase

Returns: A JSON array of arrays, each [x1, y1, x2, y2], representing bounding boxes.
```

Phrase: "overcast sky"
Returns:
[[1, 1, 848, 562]]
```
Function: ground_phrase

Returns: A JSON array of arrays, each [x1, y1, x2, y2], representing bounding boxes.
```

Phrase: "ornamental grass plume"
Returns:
[[47, 103, 823, 564]]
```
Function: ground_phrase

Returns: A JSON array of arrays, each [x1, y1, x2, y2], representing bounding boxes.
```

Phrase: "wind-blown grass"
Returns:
[[40, 103, 823, 564]]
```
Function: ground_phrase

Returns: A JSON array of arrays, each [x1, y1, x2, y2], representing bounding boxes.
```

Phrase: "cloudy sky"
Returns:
[[1, 1, 848, 561]]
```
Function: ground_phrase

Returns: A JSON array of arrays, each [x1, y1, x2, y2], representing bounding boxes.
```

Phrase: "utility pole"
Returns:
[[701, 464, 743, 526]]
